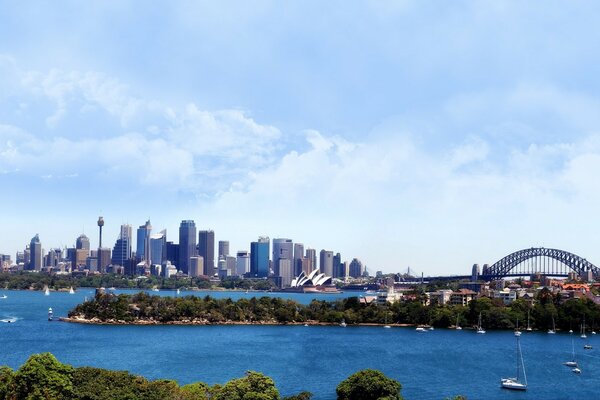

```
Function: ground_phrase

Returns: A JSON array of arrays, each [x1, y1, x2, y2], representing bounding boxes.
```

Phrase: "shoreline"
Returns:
[[60, 316, 415, 327]]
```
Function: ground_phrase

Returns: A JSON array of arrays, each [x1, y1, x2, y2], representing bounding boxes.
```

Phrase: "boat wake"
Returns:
[[0, 316, 19, 323]]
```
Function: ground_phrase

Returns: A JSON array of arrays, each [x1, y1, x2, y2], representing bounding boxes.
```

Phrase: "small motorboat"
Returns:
[[572, 367, 581, 374], [584, 344, 593, 350], [415, 327, 427, 332]]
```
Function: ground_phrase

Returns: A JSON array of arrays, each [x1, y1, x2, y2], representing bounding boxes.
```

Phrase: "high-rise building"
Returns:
[[136, 220, 152, 262], [149, 230, 167, 266], [166, 241, 179, 267], [218, 240, 229, 258], [76, 234, 90, 251], [305, 248, 316, 272], [333, 252, 343, 278], [198, 230, 215, 277], [189, 256, 204, 277], [349, 258, 364, 278], [272, 238, 293, 276], [320, 250, 334, 277], [293, 243, 304, 277], [236, 251, 250, 276], [178, 220, 197, 275], [277, 259, 293, 288], [29, 234, 42, 271], [97, 248, 112, 273], [250, 236, 270, 278], [112, 224, 132, 268]]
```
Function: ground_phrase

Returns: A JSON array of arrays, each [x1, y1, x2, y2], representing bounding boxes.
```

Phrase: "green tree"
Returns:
[[0, 366, 14, 399], [336, 369, 402, 400], [12, 353, 74, 400], [282, 392, 313, 400], [212, 371, 280, 400], [181, 381, 212, 400]]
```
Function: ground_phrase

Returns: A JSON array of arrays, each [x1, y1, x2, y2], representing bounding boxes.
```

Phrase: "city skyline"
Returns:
[[2, 2, 600, 274]]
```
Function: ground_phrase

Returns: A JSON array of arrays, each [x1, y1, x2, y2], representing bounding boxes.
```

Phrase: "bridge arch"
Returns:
[[481, 247, 599, 280]]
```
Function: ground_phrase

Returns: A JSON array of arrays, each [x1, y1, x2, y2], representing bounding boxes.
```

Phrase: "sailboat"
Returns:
[[501, 335, 527, 390], [44, 286, 50, 296], [514, 319, 522, 337], [580, 316, 587, 339], [456, 314, 462, 330], [591, 319, 597, 335], [563, 338, 578, 368], [548, 315, 556, 334], [48, 308, 53, 321], [477, 312, 486, 334], [383, 313, 391, 329], [526, 310, 532, 331], [176, 288, 181, 295], [69, 287, 75, 294]]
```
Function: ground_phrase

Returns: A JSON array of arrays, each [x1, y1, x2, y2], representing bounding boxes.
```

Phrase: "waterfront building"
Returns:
[[236, 251, 250, 276], [198, 230, 215, 276], [349, 258, 364, 278], [305, 248, 316, 272], [250, 236, 269, 278], [149, 230, 166, 267], [293, 243, 304, 276], [178, 220, 197, 275], [163, 261, 177, 278], [290, 269, 333, 288], [111, 224, 132, 268], [320, 250, 334, 277], [136, 220, 152, 263], [218, 240, 229, 258], [28, 234, 42, 271], [189, 256, 204, 277]]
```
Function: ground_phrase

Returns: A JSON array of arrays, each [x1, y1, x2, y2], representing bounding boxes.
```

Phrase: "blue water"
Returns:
[[1, 289, 599, 399]]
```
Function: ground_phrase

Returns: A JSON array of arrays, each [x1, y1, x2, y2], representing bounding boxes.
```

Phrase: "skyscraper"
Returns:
[[320, 250, 334, 277], [112, 224, 132, 268], [272, 238, 293, 276], [29, 234, 42, 271], [97, 248, 112, 273], [149, 230, 167, 266], [236, 250, 250, 276], [74, 234, 90, 270], [198, 230, 215, 276], [293, 243, 304, 277], [136, 220, 152, 263], [250, 236, 269, 278], [76, 234, 90, 251], [178, 220, 197, 275], [305, 248, 317, 272], [166, 241, 179, 266], [218, 240, 229, 258], [349, 258, 364, 278], [333, 252, 343, 278]]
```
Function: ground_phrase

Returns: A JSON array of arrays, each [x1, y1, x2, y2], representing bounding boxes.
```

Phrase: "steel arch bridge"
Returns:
[[481, 247, 600, 280]]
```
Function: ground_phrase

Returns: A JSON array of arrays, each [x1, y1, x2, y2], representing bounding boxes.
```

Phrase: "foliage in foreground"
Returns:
[[0, 353, 409, 400]]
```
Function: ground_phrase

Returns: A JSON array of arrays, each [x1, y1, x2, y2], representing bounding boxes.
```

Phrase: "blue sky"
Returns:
[[1, 1, 600, 275]]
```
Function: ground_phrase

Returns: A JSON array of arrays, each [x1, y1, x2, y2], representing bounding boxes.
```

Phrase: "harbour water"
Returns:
[[1, 289, 599, 399]]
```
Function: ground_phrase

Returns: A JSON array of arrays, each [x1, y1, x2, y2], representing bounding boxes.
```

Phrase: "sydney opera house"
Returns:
[[285, 269, 339, 293]]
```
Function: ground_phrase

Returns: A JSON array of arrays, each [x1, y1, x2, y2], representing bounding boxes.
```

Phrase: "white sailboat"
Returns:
[[501, 335, 527, 390], [563, 338, 578, 368], [44, 286, 50, 296], [383, 313, 391, 329], [514, 319, 522, 337], [456, 314, 462, 330], [69, 287, 75, 294], [580, 316, 587, 339], [526, 310, 532, 331], [548, 315, 556, 334], [477, 312, 486, 334]]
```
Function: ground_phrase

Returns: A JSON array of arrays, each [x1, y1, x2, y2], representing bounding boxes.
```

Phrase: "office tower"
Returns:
[[320, 250, 334, 277], [112, 224, 132, 268], [349, 258, 364, 278], [189, 256, 204, 277], [97, 248, 112, 273], [28, 234, 42, 271], [198, 230, 215, 276], [149, 230, 166, 266], [236, 251, 250, 276], [178, 220, 197, 275], [277, 259, 293, 288], [250, 236, 270, 278], [76, 234, 90, 251], [218, 241, 229, 258], [272, 238, 293, 276], [300, 258, 312, 275], [136, 220, 152, 262], [97, 216, 104, 248], [293, 243, 304, 277], [333, 252, 342, 278], [166, 242, 179, 266], [226, 256, 236, 276], [305, 248, 316, 272]]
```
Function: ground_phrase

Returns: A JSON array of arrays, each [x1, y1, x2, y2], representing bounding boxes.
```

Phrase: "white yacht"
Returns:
[[581, 317, 587, 339], [526, 310, 532, 331], [415, 326, 427, 332], [69, 287, 75, 294], [476, 312, 486, 334], [514, 319, 522, 336], [548, 315, 556, 334], [501, 335, 527, 391], [48, 307, 53, 321], [340, 319, 347, 328], [456, 315, 462, 330], [563, 339, 578, 368], [44, 286, 50, 296]]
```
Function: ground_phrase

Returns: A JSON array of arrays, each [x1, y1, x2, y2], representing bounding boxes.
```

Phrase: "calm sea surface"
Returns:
[[1, 289, 599, 400]]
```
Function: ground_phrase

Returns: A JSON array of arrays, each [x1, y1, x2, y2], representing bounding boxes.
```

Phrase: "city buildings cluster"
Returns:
[[0, 217, 367, 288]]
